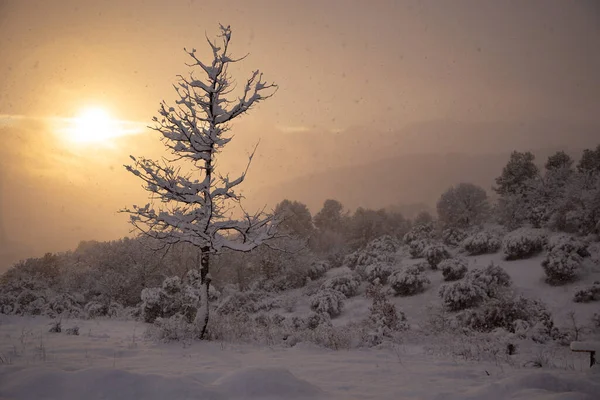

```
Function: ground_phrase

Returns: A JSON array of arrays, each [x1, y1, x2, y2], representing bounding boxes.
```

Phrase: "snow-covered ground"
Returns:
[[1, 315, 598, 399], [2, 242, 600, 399]]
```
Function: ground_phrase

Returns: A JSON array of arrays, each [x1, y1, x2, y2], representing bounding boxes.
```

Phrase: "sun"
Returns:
[[54, 106, 145, 147], [68, 107, 118, 144]]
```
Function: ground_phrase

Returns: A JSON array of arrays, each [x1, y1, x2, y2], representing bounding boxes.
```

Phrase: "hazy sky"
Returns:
[[1, 0, 599, 269]]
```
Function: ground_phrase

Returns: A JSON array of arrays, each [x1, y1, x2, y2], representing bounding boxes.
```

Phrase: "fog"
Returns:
[[1, 0, 599, 270]]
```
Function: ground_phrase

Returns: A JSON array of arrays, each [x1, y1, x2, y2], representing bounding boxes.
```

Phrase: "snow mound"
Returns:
[[214, 366, 324, 399], [0, 366, 221, 400], [0, 365, 324, 400], [434, 372, 600, 400]]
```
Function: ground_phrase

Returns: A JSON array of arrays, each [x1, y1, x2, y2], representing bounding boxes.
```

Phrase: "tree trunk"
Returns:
[[195, 246, 211, 339]]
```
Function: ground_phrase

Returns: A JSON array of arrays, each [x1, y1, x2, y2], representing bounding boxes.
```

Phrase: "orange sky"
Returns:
[[1, 0, 599, 270]]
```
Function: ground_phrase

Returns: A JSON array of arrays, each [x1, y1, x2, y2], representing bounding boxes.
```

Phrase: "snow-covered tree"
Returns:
[[122, 25, 277, 339], [576, 144, 600, 174], [436, 183, 489, 228], [545, 151, 573, 172], [414, 210, 434, 226], [314, 199, 346, 232], [494, 151, 539, 196], [494, 151, 541, 229], [274, 200, 314, 239]]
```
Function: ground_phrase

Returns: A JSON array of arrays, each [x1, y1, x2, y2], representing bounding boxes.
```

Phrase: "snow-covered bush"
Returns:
[[439, 279, 487, 311], [463, 295, 558, 339], [343, 236, 398, 278], [320, 269, 360, 297], [542, 249, 583, 285], [389, 265, 430, 296], [140, 275, 201, 323], [47, 293, 83, 318], [546, 234, 589, 257], [502, 228, 547, 260], [403, 223, 435, 245], [461, 231, 501, 255], [65, 326, 80, 335], [84, 301, 108, 319], [361, 285, 408, 347], [365, 235, 401, 254], [309, 289, 345, 318], [161, 276, 182, 295], [140, 287, 164, 323], [424, 243, 451, 269], [148, 314, 196, 343], [466, 263, 512, 297], [404, 223, 436, 259], [364, 262, 393, 285], [48, 320, 61, 333], [408, 239, 432, 259], [307, 260, 330, 280], [439, 257, 469, 281], [442, 227, 468, 247], [573, 281, 600, 303], [216, 290, 270, 315], [307, 323, 352, 350], [287, 312, 332, 332]]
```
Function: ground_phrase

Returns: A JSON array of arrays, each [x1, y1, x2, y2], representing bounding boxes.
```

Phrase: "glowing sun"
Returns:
[[68, 107, 118, 143]]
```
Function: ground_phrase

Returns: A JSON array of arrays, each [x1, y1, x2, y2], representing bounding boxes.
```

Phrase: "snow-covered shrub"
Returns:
[[343, 236, 398, 278], [320, 269, 360, 297], [542, 249, 583, 285], [341, 251, 361, 270], [361, 285, 408, 347], [287, 312, 332, 332], [107, 302, 125, 318], [216, 290, 268, 315], [47, 293, 83, 318], [161, 276, 182, 295], [573, 281, 600, 303], [140, 276, 201, 323], [365, 235, 401, 253], [440, 257, 469, 281], [462, 295, 554, 334], [403, 223, 435, 245], [404, 223, 436, 258], [308, 323, 352, 350], [309, 289, 345, 318], [14, 290, 42, 314], [65, 326, 79, 335], [364, 262, 393, 285], [465, 263, 512, 297], [140, 287, 164, 323], [205, 311, 254, 342], [442, 227, 468, 247], [84, 301, 108, 318], [546, 234, 589, 257], [389, 265, 430, 296], [439, 279, 487, 311], [408, 239, 432, 258], [461, 231, 501, 255], [502, 228, 547, 260], [48, 320, 61, 333], [424, 243, 451, 269], [148, 314, 196, 343], [307, 260, 330, 280]]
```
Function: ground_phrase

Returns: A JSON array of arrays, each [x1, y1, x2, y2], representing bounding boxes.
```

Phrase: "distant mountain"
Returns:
[[246, 147, 591, 214], [243, 118, 599, 191]]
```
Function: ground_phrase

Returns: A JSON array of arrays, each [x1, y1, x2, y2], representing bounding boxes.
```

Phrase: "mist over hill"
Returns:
[[244, 119, 599, 212]]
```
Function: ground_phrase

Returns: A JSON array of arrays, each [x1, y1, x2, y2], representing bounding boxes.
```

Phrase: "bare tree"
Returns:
[[122, 25, 277, 339]]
